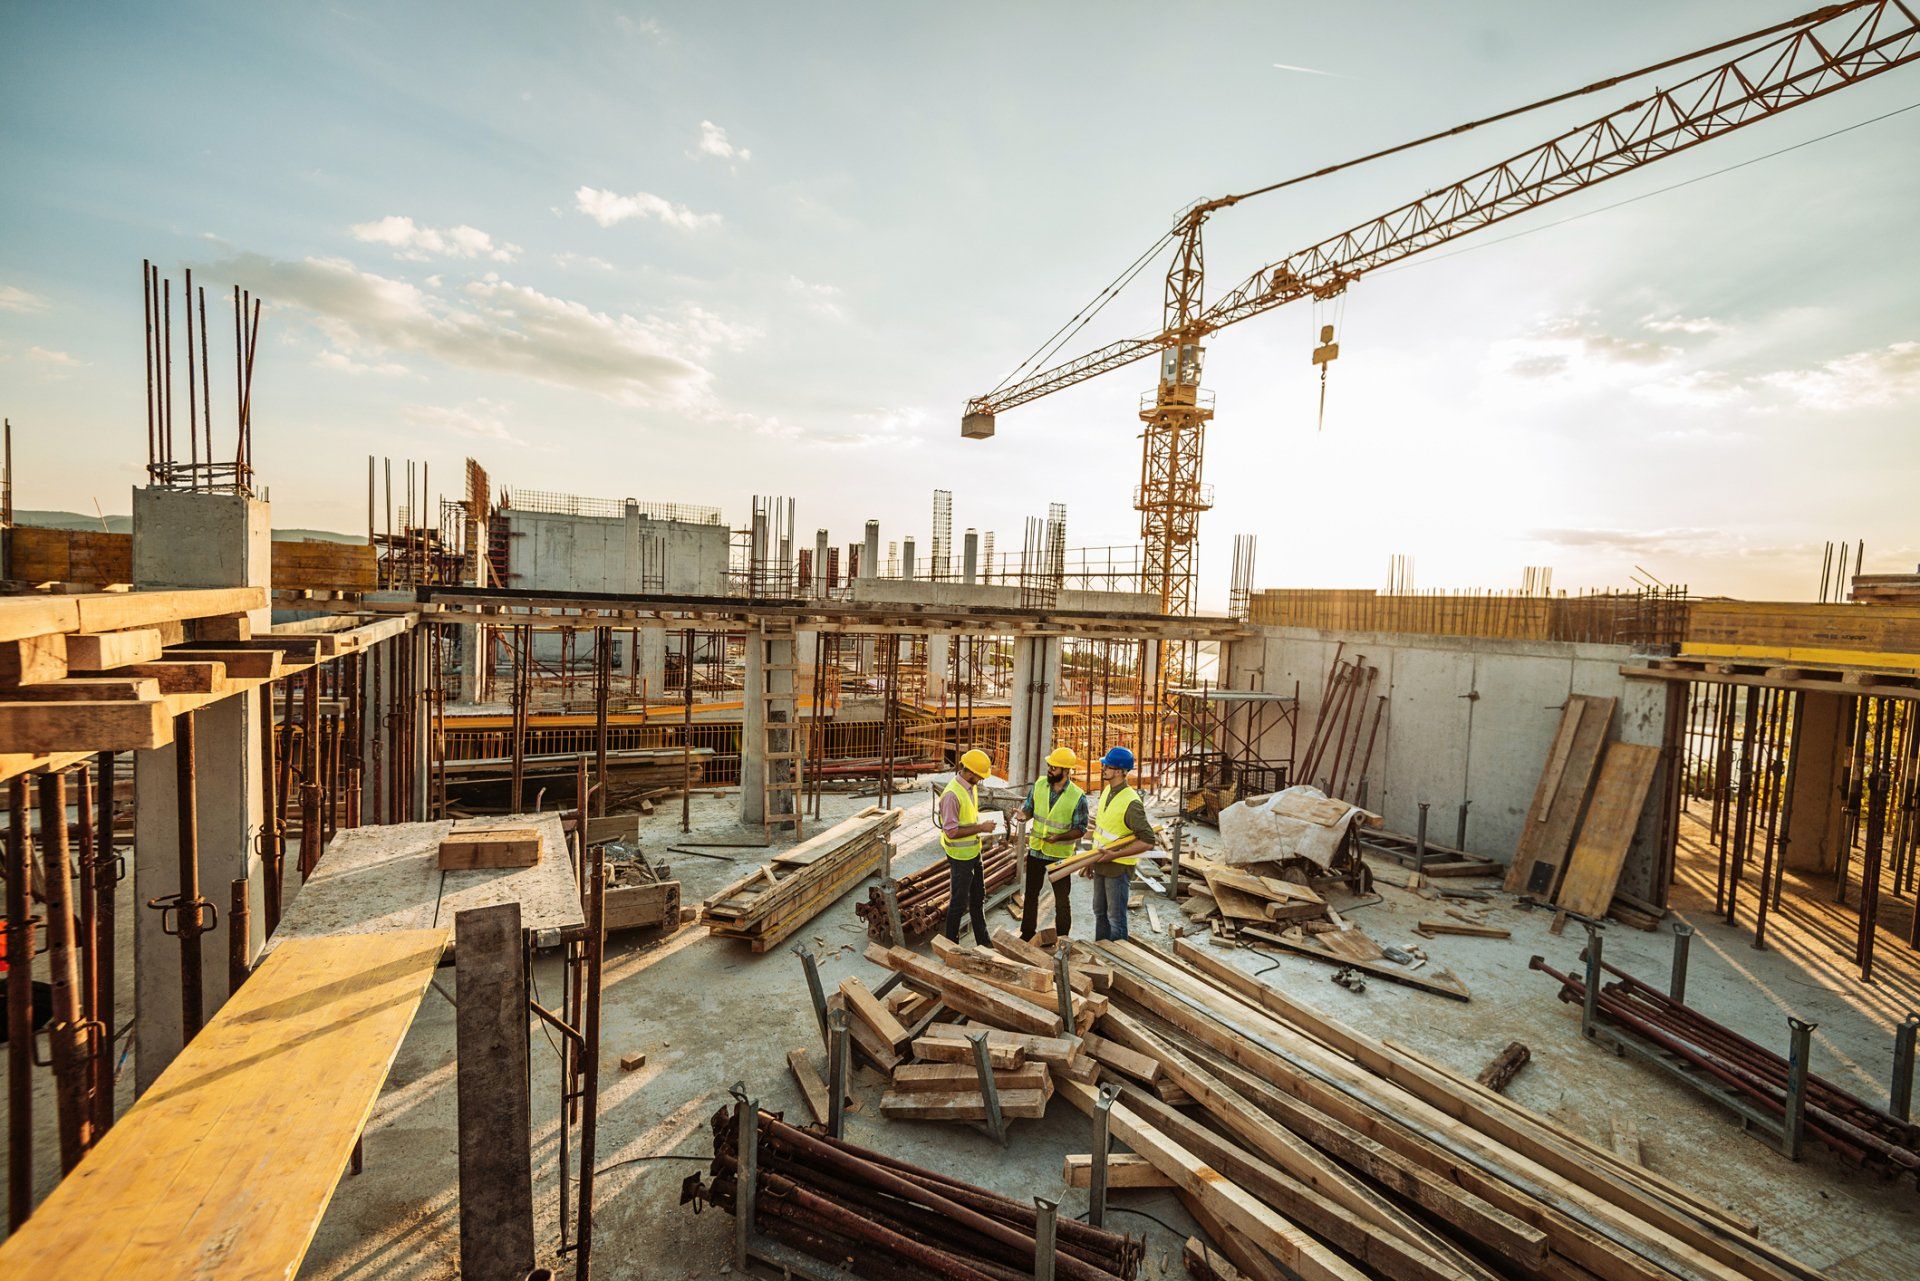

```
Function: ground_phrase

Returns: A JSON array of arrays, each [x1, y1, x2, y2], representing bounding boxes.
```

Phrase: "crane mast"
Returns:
[[962, 1, 1920, 635]]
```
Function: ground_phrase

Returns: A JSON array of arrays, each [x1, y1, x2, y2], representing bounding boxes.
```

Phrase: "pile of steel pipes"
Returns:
[[1533, 955, 1920, 1178], [855, 836, 1019, 945], [681, 1100, 1142, 1281]]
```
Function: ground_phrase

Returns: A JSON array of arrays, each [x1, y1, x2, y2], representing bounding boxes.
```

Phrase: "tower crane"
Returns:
[[962, 2, 1919, 625]]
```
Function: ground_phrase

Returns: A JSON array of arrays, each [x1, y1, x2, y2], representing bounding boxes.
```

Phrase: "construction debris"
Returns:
[[855, 833, 1018, 944], [1475, 1041, 1531, 1092], [682, 1100, 1144, 1280]]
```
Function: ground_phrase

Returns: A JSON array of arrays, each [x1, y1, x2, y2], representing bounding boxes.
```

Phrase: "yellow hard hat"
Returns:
[[1045, 746, 1078, 770], [959, 749, 993, 777]]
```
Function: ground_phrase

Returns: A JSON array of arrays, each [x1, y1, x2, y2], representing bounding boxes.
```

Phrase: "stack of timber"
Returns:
[[855, 831, 1019, 944], [702, 806, 901, 951], [1071, 937, 1819, 1281], [1175, 852, 1333, 940], [853, 931, 1124, 1127], [682, 1100, 1144, 1280]]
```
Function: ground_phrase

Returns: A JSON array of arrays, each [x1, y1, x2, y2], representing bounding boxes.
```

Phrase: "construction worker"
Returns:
[[1081, 746, 1156, 941], [939, 748, 999, 943], [1018, 746, 1088, 940]]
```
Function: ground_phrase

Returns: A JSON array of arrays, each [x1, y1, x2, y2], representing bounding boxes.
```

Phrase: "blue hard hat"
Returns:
[[1100, 746, 1135, 771]]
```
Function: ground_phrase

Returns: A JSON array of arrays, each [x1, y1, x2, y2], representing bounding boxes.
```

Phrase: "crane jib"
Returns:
[[962, 0, 1920, 425]]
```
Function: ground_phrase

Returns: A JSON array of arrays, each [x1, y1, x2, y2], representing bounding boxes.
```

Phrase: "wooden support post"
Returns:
[[454, 903, 534, 1280]]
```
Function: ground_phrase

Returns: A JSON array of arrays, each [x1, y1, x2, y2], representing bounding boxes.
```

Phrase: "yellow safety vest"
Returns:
[[1091, 785, 1141, 867], [1027, 777, 1085, 860], [940, 777, 982, 861]]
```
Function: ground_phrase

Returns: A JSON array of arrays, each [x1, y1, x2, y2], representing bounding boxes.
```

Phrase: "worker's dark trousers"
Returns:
[[1020, 854, 1073, 939], [943, 855, 989, 943]]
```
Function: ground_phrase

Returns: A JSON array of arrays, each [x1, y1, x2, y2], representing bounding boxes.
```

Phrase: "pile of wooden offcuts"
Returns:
[[1073, 938, 1824, 1281], [701, 807, 901, 951]]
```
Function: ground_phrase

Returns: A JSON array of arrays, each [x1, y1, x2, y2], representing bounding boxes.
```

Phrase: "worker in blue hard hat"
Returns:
[[1018, 746, 1089, 940], [1081, 745, 1156, 942]]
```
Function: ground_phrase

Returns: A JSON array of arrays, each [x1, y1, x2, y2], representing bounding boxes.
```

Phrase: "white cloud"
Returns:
[[552, 251, 615, 272], [1272, 62, 1340, 77], [1632, 369, 1747, 409], [1641, 313, 1729, 336], [350, 215, 520, 262], [405, 399, 522, 444], [616, 14, 663, 40], [694, 120, 750, 163], [0, 285, 46, 313], [786, 276, 844, 319], [1761, 341, 1920, 410], [1490, 313, 1679, 386], [316, 349, 411, 377], [26, 346, 80, 367], [813, 407, 929, 451], [575, 186, 721, 231], [209, 250, 751, 407]]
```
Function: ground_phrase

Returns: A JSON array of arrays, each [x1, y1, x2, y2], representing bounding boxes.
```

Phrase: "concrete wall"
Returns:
[[502, 508, 728, 596], [1229, 625, 1671, 897]]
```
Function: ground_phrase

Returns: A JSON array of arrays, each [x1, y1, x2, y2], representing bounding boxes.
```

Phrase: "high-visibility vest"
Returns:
[[1091, 785, 1142, 867], [1027, 777, 1085, 860], [940, 777, 982, 861]]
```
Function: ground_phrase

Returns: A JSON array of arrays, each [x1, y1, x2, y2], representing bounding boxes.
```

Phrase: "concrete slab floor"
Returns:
[[6, 791, 1917, 1279]]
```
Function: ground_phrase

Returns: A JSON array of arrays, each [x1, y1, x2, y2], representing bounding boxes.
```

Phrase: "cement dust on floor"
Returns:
[[297, 794, 1920, 1280]]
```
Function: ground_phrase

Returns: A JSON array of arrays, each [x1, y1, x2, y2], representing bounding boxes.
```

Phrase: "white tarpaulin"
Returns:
[[1217, 785, 1370, 867]]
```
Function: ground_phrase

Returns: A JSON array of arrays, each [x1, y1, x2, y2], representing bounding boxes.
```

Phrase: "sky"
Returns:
[[2, 2, 1917, 609]]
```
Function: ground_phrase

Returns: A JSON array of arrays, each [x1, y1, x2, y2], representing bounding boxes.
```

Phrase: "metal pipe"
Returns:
[[6, 775, 34, 1228], [1669, 922, 1694, 1004], [970, 1032, 1007, 1147], [37, 771, 93, 1170], [827, 1007, 850, 1140], [228, 878, 251, 991], [1893, 1014, 1919, 1122], [1783, 1017, 1815, 1161], [1032, 1197, 1057, 1281], [91, 751, 118, 1135]]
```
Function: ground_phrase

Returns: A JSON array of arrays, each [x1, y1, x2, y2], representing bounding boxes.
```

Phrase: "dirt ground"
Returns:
[[8, 789, 1919, 1279]]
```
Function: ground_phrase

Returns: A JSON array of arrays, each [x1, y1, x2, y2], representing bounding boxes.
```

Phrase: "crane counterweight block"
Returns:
[[961, 408, 996, 440]]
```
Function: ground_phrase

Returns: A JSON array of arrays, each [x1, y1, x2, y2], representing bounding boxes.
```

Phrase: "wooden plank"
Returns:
[[124, 659, 225, 694], [909, 1035, 1024, 1069], [1555, 743, 1661, 918], [0, 594, 82, 644], [436, 813, 584, 935], [931, 934, 1052, 992], [166, 645, 281, 679], [1, 676, 159, 702], [788, 1049, 831, 1123], [437, 826, 542, 870], [455, 905, 535, 1280], [0, 699, 171, 752], [1063, 1153, 1175, 1189], [889, 1062, 1050, 1093], [63, 629, 164, 671], [0, 634, 67, 686], [1057, 1080, 1372, 1281], [1080, 1032, 1161, 1083], [1505, 695, 1614, 897], [1414, 920, 1511, 939], [71, 586, 265, 636], [839, 976, 912, 1051], [922, 1022, 1079, 1067], [878, 1087, 1048, 1121], [875, 947, 1063, 1036], [0, 931, 443, 1280]]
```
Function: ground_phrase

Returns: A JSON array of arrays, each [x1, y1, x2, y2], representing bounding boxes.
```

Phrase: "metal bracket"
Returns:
[[1088, 1081, 1120, 1228], [969, 1031, 1007, 1146], [827, 1008, 851, 1141], [1782, 1017, 1816, 1161], [792, 944, 830, 1050], [145, 892, 217, 938]]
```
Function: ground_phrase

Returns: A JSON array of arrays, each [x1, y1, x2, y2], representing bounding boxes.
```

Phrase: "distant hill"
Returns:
[[11, 510, 366, 544]]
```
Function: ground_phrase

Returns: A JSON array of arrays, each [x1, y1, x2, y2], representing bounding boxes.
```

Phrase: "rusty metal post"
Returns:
[[38, 771, 94, 1169], [73, 765, 99, 1058], [827, 1007, 850, 1140], [969, 1031, 1007, 1147], [301, 672, 323, 878], [575, 838, 606, 1280], [1783, 1017, 1815, 1161], [1892, 1013, 1919, 1122], [7, 774, 37, 1228], [1032, 1196, 1058, 1281], [228, 878, 251, 991], [91, 750, 119, 1134], [258, 688, 283, 933], [159, 711, 211, 1040], [1088, 1081, 1119, 1228], [593, 626, 610, 818], [1669, 922, 1695, 1005], [793, 946, 830, 1049]]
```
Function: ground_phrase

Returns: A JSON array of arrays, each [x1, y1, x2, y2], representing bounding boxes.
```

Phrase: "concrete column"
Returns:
[[926, 633, 951, 701], [902, 537, 917, 581], [1008, 636, 1061, 787], [456, 622, 484, 704], [861, 521, 880, 580], [131, 487, 269, 1092], [962, 530, 979, 585], [741, 625, 798, 827], [1785, 691, 1849, 872], [630, 627, 667, 702], [813, 529, 829, 597]]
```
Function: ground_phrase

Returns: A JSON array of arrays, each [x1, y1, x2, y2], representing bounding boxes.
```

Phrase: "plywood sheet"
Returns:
[[1555, 742, 1661, 918], [0, 931, 444, 1280], [1505, 695, 1614, 898]]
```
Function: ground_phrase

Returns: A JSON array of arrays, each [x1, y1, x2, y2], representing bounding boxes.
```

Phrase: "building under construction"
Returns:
[[3, 5, 1920, 1280]]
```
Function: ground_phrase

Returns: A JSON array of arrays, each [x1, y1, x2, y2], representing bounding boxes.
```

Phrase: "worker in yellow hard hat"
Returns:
[[938, 748, 999, 943], [1017, 746, 1088, 940]]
